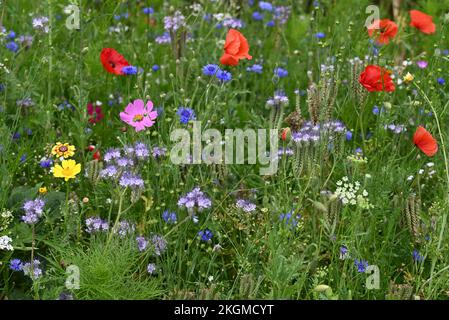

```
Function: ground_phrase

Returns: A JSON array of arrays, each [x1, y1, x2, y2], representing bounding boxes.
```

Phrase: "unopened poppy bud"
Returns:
[[87, 145, 95, 152], [93, 150, 101, 160], [281, 127, 291, 142]]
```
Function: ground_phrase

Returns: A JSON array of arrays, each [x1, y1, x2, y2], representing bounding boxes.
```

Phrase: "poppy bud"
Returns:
[[93, 150, 101, 160], [281, 127, 291, 142], [87, 145, 96, 152]]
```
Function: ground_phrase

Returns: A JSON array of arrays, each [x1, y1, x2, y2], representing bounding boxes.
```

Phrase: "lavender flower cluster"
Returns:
[[236, 199, 256, 213], [384, 124, 407, 134], [292, 120, 347, 144], [177, 187, 212, 210], [10, 258, 43, 280], [21, 198, 45, 224], [136, 234, 167, 256], [114, 220, 135, 238], [85, 217, 109, 234], [164, 11, 186, 31], [266, 90, 289, 107], [100, 142, 162, 189]]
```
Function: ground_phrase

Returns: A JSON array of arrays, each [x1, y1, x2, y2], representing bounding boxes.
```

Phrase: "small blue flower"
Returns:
[[12, 132, 20, 140], [162, 210, 177, 224], [354, 259, 368, 273], [152, 64, 160, 72], [339, 246, 349, 259], [372, 105, 379, 115], [198, 229, 213, 241], [143, 7, 154, 15], [247, 64, 263, 74], [7, 30, 16, 39], [10, 259, 23, 271], [345, 130, 353, 141], [259, 1, 273, 11], [121, 66, 138, 75], [315, 32, 326, 39], [266, 20, 275, 27], [216, 70, 232, 82], [202, 64, 220, 76], [279, 211, 301, 229], [40, 158, 53, 168], [252, 11, 264, 21], [412, 249, 424, 262], [274, 67, 288, 78], [177, 107, 196, 124], [437, 77, 446, 85], [5, 41, 19, 53]]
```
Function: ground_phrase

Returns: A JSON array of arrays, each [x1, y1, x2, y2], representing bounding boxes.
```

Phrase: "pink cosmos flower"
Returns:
[[119, 99, 158, 132], [416, 60, 428, 69]]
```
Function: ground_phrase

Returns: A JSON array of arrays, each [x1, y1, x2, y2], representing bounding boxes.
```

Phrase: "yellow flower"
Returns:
[[53, 159, 81, 181], [51, 142, 76, 158], [39, 187, 47, 194], [403, 72, 414, 83]]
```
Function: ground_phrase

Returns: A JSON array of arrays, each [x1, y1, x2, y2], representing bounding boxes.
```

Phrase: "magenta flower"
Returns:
[[416, 60, 428, 69], [119, 99, 158, 132]]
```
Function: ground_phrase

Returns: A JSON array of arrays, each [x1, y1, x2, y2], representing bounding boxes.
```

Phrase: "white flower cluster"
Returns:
[[335, 176, 373, 209], [0, 235, 13, 251], [1, 209, 13, 232], [407, 162, 436, 182]]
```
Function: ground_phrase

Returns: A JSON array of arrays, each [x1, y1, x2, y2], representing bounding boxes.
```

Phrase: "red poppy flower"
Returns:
[[367, 19, 398, 44], [87, 102, 104, 124], [220, 29, 252, 66], [359, 65, 395, 92], [409, 10, 436, 34], [413, 126, 438, 157], [100, 48, 130, 75]]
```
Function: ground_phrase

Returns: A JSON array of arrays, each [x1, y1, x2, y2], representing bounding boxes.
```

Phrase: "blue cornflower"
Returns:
[[203, 13, 212, 22], [252, 11, 264, 21], [10, 259, 23, 271], [315, 32, 326, 39], [177, 107, 196, 124], [339, 246, 349, 260], [202, 64, 220, 76], [437, 77, 446, 85], [198, 229, 213, 241], [247, 64, 263, 73], [20, 154, 27, 163], [12, 132, 20, 140], [216, 70, 232, 82], [266, 20, 275, 27], [259, 1, 273, 11], [5, 41, 19, 53], [345, 130, 353, 141], [40, 157, 53, 168], [143, 7, 154, 15], [162, 210, 177, 224], [412, 249, 424, 262], [274, 67, 288, 78], [372, 105, 379, 115], [121, 66, 138, 75], [152, 64, 160, 72], [354, 259, 368, 273], [279, 211, 301, 228], [7, 30, 16, 39]]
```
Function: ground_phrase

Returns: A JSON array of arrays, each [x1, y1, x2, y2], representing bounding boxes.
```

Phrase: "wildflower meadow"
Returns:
[[1, 0, 449, 302]]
